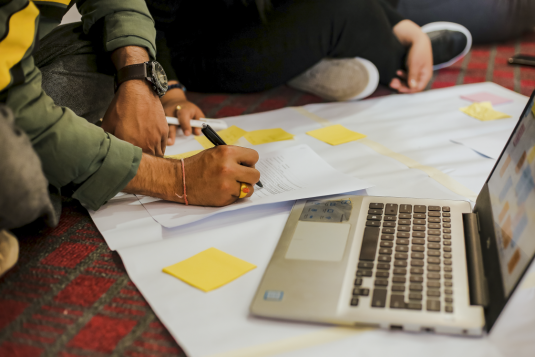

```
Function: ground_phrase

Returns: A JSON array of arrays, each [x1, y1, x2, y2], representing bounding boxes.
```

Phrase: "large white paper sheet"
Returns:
[[140, 145, 372, 228], [451, 130, 514, 159], [87, 83, 535, 357]]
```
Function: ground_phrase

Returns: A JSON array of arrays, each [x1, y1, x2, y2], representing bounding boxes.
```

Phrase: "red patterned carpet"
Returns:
[[1, 31, 534, 357]]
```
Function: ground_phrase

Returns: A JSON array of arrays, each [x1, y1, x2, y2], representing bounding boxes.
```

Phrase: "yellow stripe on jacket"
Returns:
[[0, 1, 39, 91]]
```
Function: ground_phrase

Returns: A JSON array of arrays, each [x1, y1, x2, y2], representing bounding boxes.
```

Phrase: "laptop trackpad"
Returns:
[[285, 221, 351, 262]]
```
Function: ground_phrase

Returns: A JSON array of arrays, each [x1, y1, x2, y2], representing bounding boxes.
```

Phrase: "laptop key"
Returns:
[[444, 273, 453, 279], [385, 204, 398, 215], [411, 252, 424, 259], [444, 259, 452, 265], [369, 203, 384, 209], [393, 268, 407, 275], [413, 226, 425, 231], [380, 241, 393, 248], [391, 285, 405, 292], [366, 220, 381, 227], [358, 261, 374, 269], [378, 256, 392, 262], [371, 289, 387, 307], [397, 239, 409, 245], [445, 306, 454, 313], [409, 284, 423, 291], [413, 219, 426, 225], [410, 275, 423, 282], [399, 204, 412, 213], [354, 278, 363, 286], [393, 276, 406, 283], [443, 218, 451, 222], [443, 223, 452, 228], [394, 260, 408, 267], [428, 206, 440, 211], [443, 234, 452, 239], [368, 209, 383, 215], [428, 243, 441, 250], [412, 232, 425, 238], [443, 229, 452, 233], [414, 205, 426, 213], [375, 279, 389, 286], [409, 292, 422, 300], [427, 290, 441, 297], [428, 257, 440, 264], [443, 253, 452, 258], [443, 241, 452, 246], [381, 234, 394, 241], [410, 267, 424, 274], [399, 219, 411, 225], [383, 222, 396, 227], [357, 270, 373, 277], [396, 245, 409, 252], [350, 297, 359, 306], [442, 206, 450, 212], [428, 223, 441, 229], [428, 265, 440, 271], [359, 227, 380, 261], [412, 238, 425, 245], [382, 228, 395, 234], [395, 253, 408, 260], [444, 281, 453, 287], [428, 212, 441, 217], [428, 230, 441, 236], [412, 245, 425, 252], [398, 226, 411, 232], [399, 213, 412, 219], [414, 213, 426, 219], [376, 271, 390, 278], [411, 260, 424, 267], [377, 263, 391, 270], [384, 215, 397, 221], [427, 281, 441, 288], [390, 294, 406, 308], [353, 288, 370, 296], [367, 215, 381, 221], [379, 248, 393, 255], [428, 237, 441, 242], [426, 299, 441, 311], [427, 273, 440, 280], [445, 289, 453, 295], [407, 302, 422, 310], [443, 246, 452, 252], [427, 250, 440, 257], [397, 232, 410, 238], [443, 212, 451, 217], [428, 217, 441, 223], [445, 297, 453, 303]]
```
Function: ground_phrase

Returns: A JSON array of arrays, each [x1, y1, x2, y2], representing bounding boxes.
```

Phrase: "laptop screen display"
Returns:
[[488, 97, 535, 297]]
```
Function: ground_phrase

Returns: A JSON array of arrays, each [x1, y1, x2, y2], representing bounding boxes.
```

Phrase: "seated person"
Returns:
[[146, 0, 472, 143], [394, 0, 535, 43], [0, 0, 260, 277]]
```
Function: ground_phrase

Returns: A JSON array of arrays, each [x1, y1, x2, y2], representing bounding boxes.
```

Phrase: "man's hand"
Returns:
[[101, 46, 168, 157], [161, 80, 205, 145], [123, 146, 261, 207], [390, 20, 433, 94]]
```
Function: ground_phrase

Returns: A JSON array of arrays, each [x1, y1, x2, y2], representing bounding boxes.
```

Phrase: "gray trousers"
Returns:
[[397, 0, 535, 43], [0, 23, 114, 230], [0, 105, 57, 230]]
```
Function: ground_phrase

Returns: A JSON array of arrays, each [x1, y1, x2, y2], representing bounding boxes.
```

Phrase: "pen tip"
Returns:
[[256, 181, 263, 188]]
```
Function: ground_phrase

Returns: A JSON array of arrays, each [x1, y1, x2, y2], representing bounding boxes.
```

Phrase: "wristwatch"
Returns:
[[115, 61, 168, 97]]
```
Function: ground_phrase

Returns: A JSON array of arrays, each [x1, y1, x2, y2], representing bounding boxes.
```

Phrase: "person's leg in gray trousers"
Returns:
[[396, 0, 535, 43], [0, 105, 57, 276]]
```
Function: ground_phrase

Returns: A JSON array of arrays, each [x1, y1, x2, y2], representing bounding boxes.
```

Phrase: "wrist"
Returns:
[[112, 46, 150, 71]]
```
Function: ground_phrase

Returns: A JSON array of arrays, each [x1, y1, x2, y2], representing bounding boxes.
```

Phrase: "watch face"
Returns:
[[152, 61, 168, 92]]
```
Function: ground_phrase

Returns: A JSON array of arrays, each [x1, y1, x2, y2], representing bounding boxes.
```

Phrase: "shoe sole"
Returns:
[[421, 22, 473, 71], [346, 57, 379, 101]]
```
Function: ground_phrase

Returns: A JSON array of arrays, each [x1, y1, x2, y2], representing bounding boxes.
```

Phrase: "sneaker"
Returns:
[[422, 22, 472, 70], [287, 57, 379, 101], [0, 230, 19, 277]]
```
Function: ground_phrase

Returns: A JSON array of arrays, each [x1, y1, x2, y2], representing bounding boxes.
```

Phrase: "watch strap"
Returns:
[[116, 63, 148, 87]]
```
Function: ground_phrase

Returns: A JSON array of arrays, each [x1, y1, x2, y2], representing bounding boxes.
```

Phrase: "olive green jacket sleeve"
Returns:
[[77, 0, 157, 58], [1, 0, 144, 211]]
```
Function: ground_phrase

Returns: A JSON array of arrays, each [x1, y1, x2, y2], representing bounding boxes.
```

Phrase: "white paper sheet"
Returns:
[[451, 130, 514, 159], [140, 145, 372, 228], [87, 83, 535, 357]]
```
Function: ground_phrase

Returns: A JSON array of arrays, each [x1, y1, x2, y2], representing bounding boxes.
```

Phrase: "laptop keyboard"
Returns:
[[351, 203, 454, 313]]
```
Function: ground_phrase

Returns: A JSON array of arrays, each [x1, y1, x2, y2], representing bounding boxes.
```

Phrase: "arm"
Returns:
[[77, 0, 169, 156]]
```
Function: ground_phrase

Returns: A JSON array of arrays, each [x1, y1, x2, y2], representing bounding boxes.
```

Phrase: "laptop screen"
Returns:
[[487, 97, 535, 297]]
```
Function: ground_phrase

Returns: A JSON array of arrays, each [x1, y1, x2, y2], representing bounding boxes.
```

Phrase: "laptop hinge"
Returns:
[[462, 213, 489, 307]]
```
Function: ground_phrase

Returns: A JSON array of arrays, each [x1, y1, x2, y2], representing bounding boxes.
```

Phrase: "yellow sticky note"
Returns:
[[243, 128, 294, 145], [306, 124, 366, 146], [164, 149, 203, 160], [460, 101, 511, 121], [162, 248, 256, 292], [195, 125, 247, 148]]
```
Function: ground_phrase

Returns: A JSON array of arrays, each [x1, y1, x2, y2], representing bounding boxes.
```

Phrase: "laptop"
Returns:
[[250, 90, 535, 335]]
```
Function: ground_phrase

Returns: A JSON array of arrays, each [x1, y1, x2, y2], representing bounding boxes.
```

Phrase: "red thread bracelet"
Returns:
[[175, 158, 188, 205]]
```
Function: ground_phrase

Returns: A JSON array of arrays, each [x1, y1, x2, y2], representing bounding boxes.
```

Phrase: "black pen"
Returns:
[[201, 124, 264, 188]]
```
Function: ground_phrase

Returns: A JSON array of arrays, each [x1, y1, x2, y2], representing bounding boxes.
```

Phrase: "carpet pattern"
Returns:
[[1, 31, 534, 357]]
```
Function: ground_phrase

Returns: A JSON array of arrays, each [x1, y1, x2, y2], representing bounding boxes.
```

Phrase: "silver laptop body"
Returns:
[[251, 90, 535, 336]]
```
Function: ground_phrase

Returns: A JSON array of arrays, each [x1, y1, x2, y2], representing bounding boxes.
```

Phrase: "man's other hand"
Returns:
[[102, 46, 168, 157]]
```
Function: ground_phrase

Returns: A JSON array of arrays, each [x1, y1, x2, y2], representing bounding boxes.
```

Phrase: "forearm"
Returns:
[[123, 153, 184, 203], [393, 19, 427, 46]]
